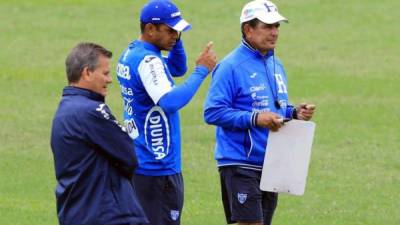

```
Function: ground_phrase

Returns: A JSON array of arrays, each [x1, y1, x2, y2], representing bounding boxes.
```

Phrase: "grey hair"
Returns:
[[65, 42, 112, 83]]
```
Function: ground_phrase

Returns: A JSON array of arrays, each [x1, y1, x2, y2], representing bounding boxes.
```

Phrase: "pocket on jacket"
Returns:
[[243, 130, 253, 158]]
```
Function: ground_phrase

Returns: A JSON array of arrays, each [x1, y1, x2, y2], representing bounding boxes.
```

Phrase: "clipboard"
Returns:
[[260, 120, 316, 196]]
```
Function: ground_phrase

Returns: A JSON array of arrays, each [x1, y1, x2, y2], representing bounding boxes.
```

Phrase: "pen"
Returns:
[[278, 118, 291, 124]]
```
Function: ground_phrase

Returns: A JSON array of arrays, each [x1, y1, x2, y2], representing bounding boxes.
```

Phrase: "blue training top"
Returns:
[[117, 39, 209, 176], [204, 40, 295, 171]]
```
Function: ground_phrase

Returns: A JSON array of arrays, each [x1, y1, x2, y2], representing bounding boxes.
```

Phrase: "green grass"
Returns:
[[1, 0, 399, 224]]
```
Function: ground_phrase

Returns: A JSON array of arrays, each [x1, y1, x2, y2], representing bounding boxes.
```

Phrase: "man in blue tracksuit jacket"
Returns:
[[116, 1, 216, 224], [204, 1, 316, 225], [51, 43, 147, 225]]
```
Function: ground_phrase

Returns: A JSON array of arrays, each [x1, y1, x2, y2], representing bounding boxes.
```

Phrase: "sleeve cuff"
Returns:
[[286, 104, 295, 119], [194, 65, 210, 78], [251, 112, 258, 127], [292, 108, 298, 119]]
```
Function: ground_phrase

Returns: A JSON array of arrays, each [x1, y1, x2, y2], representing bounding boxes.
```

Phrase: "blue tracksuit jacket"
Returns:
[[117, 39, 209, 176], [50, 86, 147, 225], [204, 41, 295, 170]]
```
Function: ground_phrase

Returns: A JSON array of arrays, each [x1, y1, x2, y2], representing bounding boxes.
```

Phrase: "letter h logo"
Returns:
[[264, 3, 276, 12]]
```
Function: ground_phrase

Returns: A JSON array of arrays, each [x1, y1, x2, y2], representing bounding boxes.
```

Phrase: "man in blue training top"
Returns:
[[204, 1, 316, 225], [116, 1, 217, 224], [51, 42, 148, 225]]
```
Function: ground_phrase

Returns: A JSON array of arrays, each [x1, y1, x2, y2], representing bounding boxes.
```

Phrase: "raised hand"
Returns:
[[196, 41, 217, 73]]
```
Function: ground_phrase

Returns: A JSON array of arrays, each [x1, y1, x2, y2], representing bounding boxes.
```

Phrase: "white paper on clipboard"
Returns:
[[260, 120, 316, 196]]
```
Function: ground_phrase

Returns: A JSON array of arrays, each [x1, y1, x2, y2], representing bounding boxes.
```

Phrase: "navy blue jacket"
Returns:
[[50, 86, 148, 225]]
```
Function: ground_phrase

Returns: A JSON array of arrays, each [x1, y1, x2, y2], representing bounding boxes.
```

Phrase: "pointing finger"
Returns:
[[204, 41, 213, 53]]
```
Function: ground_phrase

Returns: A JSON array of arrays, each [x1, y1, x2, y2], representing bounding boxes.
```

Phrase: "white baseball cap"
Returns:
[[240, 0, 288, 24]]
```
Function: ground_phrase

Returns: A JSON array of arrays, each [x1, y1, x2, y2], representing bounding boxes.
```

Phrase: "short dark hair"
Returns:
[[65, 42, 112, 83], [140, 22, 162, 34], [140, 22, 146, 33], [241, 18, 262, 39]]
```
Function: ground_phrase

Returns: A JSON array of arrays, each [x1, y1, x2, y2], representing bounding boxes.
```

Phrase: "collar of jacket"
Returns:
[[62, 86, 105, 102], [241, 39, 274, 59], [132, 40, 161, 54]]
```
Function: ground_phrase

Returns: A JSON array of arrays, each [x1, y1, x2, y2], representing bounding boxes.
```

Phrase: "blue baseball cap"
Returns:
[[140, 0, 192, 32]]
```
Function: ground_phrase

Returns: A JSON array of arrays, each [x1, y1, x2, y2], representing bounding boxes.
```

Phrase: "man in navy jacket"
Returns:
[[50, 42, 147, 225]]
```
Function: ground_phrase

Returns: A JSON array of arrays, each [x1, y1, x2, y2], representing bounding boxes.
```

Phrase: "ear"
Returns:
[[243, 23, 253, 39], [145, 23, 156, 36], [81, 66, 92, 82]]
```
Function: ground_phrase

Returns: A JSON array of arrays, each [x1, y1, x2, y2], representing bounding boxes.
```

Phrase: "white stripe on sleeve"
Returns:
[[138, 55, 173, 104]]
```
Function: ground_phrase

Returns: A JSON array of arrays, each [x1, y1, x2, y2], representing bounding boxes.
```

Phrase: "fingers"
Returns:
[[298, 102, 307, 109], [301, 110, 314, 116], [298, 113, 312, 121], [298, 103, 315, 110], [297, 104, 316, 121], [269, 117, 283, 132], [196, 41, 217, 72], [270, 119, 282, 131], [306, 104, 316, 110], [257, 112, 283, 131], [203, 41, 213, 53]]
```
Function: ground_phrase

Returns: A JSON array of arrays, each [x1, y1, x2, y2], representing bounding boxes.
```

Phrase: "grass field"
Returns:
[[0, 0, 399, 224]]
